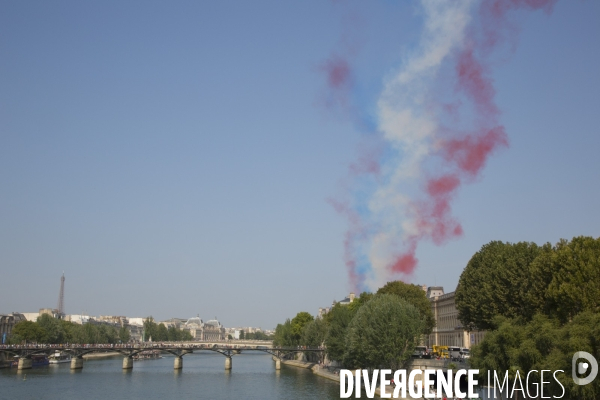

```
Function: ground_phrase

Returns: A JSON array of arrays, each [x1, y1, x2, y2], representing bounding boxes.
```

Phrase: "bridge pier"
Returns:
[[225, 356, 232, 370], [275, 358, 281, 370], [174, 356, 183, 370], [122, 357, 133, 370], [70, 357, 83, 370], [17, 357, 32, 370]]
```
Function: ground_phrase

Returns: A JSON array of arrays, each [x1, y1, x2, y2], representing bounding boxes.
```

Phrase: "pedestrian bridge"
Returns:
[[0, 343, 324, 371]]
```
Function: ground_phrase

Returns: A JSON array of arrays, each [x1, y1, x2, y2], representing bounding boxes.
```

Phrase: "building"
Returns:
[[318, 292, 355, 318], [426, 286, 486, 349], [97, 315, 128, 326], [160, 318, 187, 329], [183, 316, 204, 340], [65, 314, 91, 324], [203, 319, 225, 341], [0, 313, 25, 343], [21, 312, 40, 322]]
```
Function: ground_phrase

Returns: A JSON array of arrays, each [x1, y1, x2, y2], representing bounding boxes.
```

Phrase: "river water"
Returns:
[[0, 352, 340, 399]]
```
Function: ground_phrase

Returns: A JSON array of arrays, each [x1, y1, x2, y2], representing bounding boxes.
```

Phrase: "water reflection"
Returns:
[[2, 353, 340, 400]]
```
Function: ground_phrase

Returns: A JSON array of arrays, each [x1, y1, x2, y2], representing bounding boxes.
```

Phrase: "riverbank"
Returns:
[[278, 358, 427, 399]]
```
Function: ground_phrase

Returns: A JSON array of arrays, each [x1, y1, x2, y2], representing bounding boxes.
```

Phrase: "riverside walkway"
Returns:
[[0, 343, 324, 371]]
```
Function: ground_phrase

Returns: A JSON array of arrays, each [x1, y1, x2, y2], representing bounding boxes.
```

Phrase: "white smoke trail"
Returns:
[[365, 0, 476, 290]]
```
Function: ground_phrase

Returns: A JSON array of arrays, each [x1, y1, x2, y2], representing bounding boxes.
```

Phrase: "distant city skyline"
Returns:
[[1, 1, 599, 328]]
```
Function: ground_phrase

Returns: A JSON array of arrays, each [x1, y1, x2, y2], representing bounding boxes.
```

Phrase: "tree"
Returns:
[[156, 323, 168, 341], [180, 329, 193, 341], [347, 291, 374, 313], [343, 294, 424, 370], [37, 314, 65, 343], [541, 236, 600, 323], [290, 312, 313, 345], [470, 312, 600, 400], [455, 241, 543, 330], [324, 304, 355, 362], [119, 326, 131, 343], [300, 317, 328, 348], [143, 317, 158, 342], [10, 320, 46, 343], [377, 281, 435, 334], [239, 330, 245, 340], [273, 319, 293, 347]]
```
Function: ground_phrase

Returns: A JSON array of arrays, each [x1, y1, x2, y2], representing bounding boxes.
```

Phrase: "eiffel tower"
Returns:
[[57, 272, 65, 315]]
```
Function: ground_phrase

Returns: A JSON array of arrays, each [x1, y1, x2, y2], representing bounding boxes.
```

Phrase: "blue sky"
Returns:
[[1, 1, 599, 329]]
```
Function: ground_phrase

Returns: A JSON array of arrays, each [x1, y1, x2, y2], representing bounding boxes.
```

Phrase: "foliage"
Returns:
[[36, 314, 65, 343], [273, 319, 293, 347], [10, 318, 120, 344], [119, 326, 131, 342], [457, 236, 600, 330], [346, 292, 373, 313], [239, 330, 245, 340], [455, 240, 544, 330], [376, 281, 435, 334], [300, 317, 328, 347], [10, 320, 46, 343], [324, 303, 355, 361], [541, 236, 600, 323], [290, 312, 313, 344], [273, 313, 314, 347], [470, 312, 600, 400], [143, 317, 190, 342], [343, 294, 423, 370], [167, 325, 192, 341], [244, 330, 273, 340]]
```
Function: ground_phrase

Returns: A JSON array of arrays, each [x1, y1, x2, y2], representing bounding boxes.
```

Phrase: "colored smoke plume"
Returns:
[[323, 0, 556, 291]]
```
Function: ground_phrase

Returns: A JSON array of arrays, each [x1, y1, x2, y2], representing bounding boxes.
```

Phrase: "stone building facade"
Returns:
[[0, 313, 25, 343], [203, 319, 225, 341], [426, 287, 486, 349], [318, 292, 355, 318], [184, 317, 204, 340]]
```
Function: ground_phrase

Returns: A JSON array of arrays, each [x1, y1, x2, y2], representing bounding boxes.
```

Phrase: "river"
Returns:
[[0, 352, 340, 399]]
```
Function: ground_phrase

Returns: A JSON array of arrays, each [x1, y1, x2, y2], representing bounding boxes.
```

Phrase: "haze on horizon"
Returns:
[[1, 1, 599, 329]]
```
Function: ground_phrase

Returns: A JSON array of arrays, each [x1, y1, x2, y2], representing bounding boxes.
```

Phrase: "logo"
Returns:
[[572, 351, 598, 386]]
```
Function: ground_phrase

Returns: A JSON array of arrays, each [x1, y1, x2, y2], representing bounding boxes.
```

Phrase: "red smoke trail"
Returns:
[[328, 198, 364, 289], [386, 0, 556, 281], [320, 55, 353, 112]]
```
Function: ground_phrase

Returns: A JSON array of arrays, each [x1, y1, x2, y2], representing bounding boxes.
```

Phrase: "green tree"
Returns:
[[180, 329, 193, 341], [377, 281, 435, 334], [36, 314, 65, 343], [324, 304, 354, 362], [300, 317, 328, 348], [239, 330, 245, 340], [156, 323, 168, 341], [542, 236, 600, 323], [470, 312, 600, 400], [347, 291, 374, 313], [273, 319, 293, 347], [290, 312, 313, 345], [455, 241, 543, 330], [10, 320, 46, 343], [343, 294, 423, 370], [143, 317, 158, 342], [119, 326, 131, 343]]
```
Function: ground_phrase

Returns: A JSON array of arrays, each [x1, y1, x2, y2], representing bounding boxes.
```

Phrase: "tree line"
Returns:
[[9, 314, 193, 344], [9, 314, 130, 344], [236, 330, 273, 340], [142, 317, 193, 342], [273, 281, 435, 370], [455, 236, 600, 400]]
